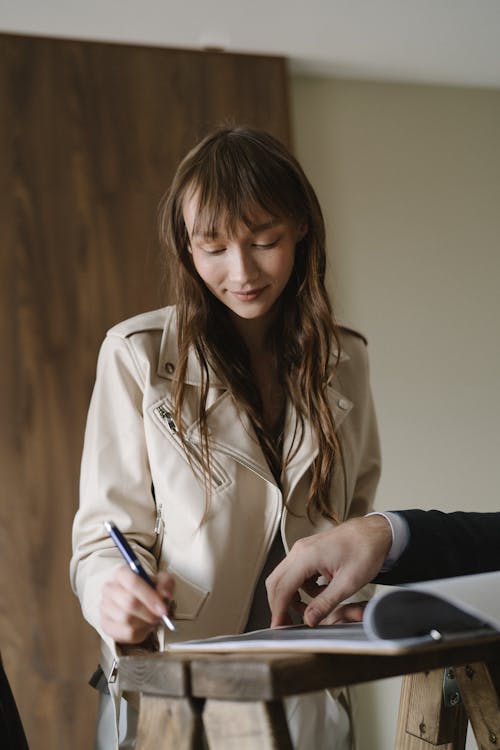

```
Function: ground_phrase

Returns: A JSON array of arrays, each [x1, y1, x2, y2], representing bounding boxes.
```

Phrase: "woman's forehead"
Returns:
[[183, 189, 279, 236]]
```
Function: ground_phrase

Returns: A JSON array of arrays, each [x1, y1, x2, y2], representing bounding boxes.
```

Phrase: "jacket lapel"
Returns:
[[281, 383, 353, 504], [199, 393, 276, 484], [155, 311, 274, 482], [155, 308, 353, 489]]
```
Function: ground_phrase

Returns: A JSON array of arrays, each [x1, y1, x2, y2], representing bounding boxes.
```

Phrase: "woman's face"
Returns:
[[183, 192, 305, 325]]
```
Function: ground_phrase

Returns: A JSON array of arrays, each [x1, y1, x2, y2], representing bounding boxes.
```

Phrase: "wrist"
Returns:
[[367, 511, 410, 572]]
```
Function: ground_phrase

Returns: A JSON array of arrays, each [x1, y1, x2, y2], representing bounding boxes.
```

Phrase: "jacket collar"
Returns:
[[156, 307, 353, 487], [157, 306, 349, 387], [156, 307, 224, 387]]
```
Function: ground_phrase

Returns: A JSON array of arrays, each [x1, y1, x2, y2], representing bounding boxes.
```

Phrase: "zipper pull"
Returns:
[[156, 405, 178, 434], [154, 503, 163, 534]]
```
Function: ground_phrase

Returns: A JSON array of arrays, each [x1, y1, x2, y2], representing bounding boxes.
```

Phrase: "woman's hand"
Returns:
[[100, 567, 175, 644]]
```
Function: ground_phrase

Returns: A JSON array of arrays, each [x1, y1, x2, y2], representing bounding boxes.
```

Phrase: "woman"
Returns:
[[70, 126, 381, 748]]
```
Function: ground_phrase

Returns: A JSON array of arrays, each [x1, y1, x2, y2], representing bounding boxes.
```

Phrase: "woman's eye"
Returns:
[[253, 239, 279, 249]]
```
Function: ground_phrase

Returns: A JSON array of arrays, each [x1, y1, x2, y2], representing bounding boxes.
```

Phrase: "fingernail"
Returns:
[[305, 608, 320, 626], [155, 603, 167, 616]]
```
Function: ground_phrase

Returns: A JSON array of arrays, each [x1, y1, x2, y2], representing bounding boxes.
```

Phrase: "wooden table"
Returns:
[[118, 632, 500, 749]]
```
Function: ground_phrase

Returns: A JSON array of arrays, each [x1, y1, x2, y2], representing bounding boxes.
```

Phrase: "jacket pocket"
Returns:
[[150, 398, 229, 492], [160, 565, 210, 620]]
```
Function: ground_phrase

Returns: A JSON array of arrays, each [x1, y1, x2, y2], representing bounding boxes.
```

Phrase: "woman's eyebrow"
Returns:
[[248, 219, 280, 232], [193, 219, 279, 239], [193, 230, 220, 239]]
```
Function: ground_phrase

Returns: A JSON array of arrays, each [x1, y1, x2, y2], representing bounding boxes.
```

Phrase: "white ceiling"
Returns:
[[1, 0, 500, 89]]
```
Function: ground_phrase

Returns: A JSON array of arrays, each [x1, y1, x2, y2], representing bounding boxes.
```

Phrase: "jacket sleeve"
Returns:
[[339, 330, 382, 521], [336, 331, 382, 605], [69, 332, 159, 649], [375, 509, 500, 584]]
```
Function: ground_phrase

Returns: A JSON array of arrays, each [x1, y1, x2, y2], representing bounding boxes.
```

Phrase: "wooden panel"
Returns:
[[395, 672, 467, 749], [118, 647, 500, 749], [118, 653, 192, 697], [0, 32, 289, 750], [117, 638, 500, 703], [455, 662, 500, 748], [136, 695, 205, 750], [188, 636, 500, 700], [203, 699, 293, 750]]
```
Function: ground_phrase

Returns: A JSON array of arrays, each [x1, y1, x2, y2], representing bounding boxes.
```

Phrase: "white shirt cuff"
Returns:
[[367, 511, 410, 572]]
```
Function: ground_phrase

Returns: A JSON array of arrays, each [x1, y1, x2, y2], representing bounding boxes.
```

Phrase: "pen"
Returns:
[[104, 520, 176, 632]]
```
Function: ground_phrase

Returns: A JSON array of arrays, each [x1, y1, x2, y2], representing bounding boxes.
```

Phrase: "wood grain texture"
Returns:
[[118, 653, 192, 696], [0, 31, 289, 749], [455, 662, 500, 749], [189, 635, 500, 700], [203, 699, 293, 750], [113, 646, 500, 749], [399, 669, 467, 747], [136, 695, 205, 750]]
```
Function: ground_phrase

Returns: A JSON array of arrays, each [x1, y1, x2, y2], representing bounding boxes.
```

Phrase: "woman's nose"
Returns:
[[228, 247, 258, 283]]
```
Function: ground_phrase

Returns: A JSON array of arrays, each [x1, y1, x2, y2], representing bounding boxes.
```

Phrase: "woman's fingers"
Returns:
[[100, 598, 158, 643], [153, 570, 176, 606], [100, 566, 176, 643]]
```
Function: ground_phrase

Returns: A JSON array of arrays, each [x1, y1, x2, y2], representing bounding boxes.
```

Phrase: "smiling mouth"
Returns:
[[230, 287, 267, 301]]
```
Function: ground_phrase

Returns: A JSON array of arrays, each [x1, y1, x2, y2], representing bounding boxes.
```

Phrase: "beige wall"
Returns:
[[290, 75, 500, 749]]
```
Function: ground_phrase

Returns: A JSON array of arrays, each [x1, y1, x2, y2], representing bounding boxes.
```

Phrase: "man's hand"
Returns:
[[266, 514, 392, 628]]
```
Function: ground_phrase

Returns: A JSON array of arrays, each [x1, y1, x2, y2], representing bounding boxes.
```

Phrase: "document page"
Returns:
[[168, 571, 500, 655]]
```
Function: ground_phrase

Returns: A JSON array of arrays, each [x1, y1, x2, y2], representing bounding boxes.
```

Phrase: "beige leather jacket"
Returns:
[[70, 306, 381, 745]]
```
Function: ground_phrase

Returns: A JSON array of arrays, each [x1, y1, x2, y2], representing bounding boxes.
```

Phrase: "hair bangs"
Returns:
[[186, 134, 306, 239]]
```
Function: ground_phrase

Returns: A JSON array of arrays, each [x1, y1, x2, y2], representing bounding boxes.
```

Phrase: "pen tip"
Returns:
[[162, 614, 176, 632], [104, 520, 113, 533]]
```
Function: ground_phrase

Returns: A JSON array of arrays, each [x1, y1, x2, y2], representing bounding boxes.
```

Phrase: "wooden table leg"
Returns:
[[136, 694, 205, 750], [202, 698, 293, 750], [455, 662, 500, 748], [395, 670, 467, 749]]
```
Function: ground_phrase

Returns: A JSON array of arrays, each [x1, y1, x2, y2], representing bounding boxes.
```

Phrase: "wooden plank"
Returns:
[[455, 662, 500, 748], [192, 653, 317, 701], [203, 699, 292, 750], [136, 695, 205, 750], [118, 653, 191, 697], [395, 671, 467, 749], [190, 635, 500, 700]]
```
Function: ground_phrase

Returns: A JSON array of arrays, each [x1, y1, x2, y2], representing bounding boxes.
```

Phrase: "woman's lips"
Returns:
[[230, 287, 267, 301]]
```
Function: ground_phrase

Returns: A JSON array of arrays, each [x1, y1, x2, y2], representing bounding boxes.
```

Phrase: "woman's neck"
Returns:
[[232, 317, 286, 433], [229, 308, 275, 360]]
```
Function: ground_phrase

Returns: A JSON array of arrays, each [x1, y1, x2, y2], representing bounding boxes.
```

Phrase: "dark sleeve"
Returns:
[[0, 661, 29, 750], [374, 509, 500, 585]]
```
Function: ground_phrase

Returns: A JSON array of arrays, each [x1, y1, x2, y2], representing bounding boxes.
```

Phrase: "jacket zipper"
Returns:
[[154, 405, 225, 489], [154, 503, 163, 534]]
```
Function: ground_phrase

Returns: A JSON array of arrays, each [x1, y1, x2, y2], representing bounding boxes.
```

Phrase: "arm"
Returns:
[[377, 509, 500, 584], [70, 333, 174, 648], [267, 508, 500, 627]]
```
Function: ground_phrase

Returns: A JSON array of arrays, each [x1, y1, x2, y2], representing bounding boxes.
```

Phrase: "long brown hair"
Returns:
[[158, 126, 342, 520]]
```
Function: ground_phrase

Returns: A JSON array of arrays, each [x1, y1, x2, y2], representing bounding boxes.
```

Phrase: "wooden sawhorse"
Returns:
[[118, 632, 500, 749]]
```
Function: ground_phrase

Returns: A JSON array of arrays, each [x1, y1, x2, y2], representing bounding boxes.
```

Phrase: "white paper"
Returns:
[[168, 570, 500, 655]]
